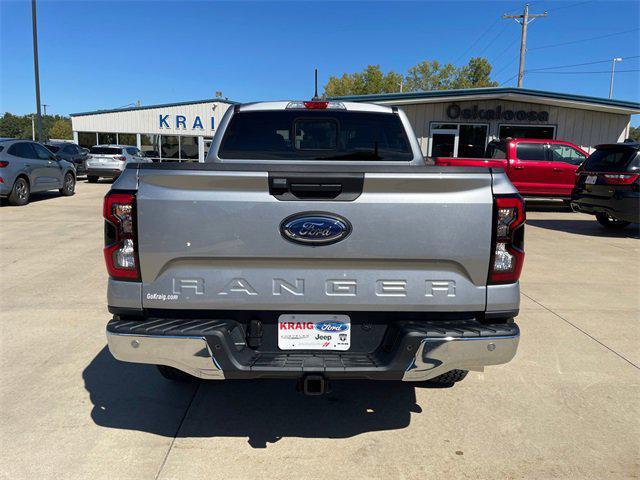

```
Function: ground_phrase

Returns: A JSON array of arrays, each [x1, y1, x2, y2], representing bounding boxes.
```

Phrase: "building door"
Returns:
[[429, 123, 488, 158], [429, 124, 458, 158]]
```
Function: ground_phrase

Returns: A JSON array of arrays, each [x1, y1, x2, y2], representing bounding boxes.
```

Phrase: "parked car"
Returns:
[[434, 138, 588, 198], [85, 144, 151, 182], [45, 141, 89, 176], [0, 139, 76, 206], [104, 100, 525, 394], [571, 141, 639, 229]]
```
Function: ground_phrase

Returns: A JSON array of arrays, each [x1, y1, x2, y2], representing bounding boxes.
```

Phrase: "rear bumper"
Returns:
[[86, 168, 123, 178], [571, 191, 640, 223], [106, 317, 519, 381]]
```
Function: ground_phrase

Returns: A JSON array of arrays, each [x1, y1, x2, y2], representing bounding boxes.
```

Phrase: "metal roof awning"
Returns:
[[333, 87, 640, 115]]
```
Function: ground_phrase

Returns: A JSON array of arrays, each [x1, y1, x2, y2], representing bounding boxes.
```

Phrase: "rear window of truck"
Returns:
[[584, 147, 638, 172], [218, 111, 413, 161], [90, 147, 122, 155]]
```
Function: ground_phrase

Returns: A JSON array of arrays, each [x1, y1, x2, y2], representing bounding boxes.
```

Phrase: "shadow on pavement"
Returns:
[[524, 199, 572, 213], [527, 218, 640, 239], [84, 346, 422, 448]]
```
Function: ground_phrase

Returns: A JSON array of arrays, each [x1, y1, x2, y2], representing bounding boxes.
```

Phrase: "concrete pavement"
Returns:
[[1, 182, 638, 479]]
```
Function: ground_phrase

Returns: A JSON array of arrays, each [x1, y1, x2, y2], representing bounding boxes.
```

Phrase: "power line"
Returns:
[[527, 69, 640, 74], [529, 27, 640, 51], [500, 72, 520, 86], [544, 0, 593, 12], [526, 55, 640, 72], [454, 17, 501, 64], [477, 23, 510, 57]]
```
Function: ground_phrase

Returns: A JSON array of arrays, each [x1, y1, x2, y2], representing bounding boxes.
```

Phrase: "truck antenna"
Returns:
[[312, 67, 320, 101]]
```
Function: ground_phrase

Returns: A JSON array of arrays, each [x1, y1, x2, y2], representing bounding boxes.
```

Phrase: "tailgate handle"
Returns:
[[290, 183, 342, 198], [269, 173, 364, 201]]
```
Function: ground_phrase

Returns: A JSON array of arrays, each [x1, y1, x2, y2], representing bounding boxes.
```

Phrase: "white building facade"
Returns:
[[71, 88, 639, 162], [70, 99, 235, 162]]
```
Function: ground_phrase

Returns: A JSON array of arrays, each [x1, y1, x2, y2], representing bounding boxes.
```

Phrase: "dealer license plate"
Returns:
[[278, 314, 350, 351], [585, 175, 597, 185]]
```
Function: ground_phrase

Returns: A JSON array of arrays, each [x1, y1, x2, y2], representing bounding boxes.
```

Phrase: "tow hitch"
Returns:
[[298, 374, 329, 396]]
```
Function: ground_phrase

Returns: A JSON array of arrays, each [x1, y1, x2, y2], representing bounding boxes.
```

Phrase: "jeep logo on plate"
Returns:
[[280, 213, 351, 246]]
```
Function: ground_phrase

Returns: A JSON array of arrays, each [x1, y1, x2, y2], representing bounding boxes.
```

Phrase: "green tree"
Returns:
[[48, 118, 72, 139], [325, 65, 404, 97], [324, 57, 498, 96], [628, 126, 640, 142], [452, 57, 499, 89], [0, 113, 30, 139], [404, 60, 457, 92]]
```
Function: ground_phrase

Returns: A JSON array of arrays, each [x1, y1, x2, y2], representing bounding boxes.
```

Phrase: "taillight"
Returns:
[[0, 161, 8, 167], [103, 191, 140, 281], [602, 173, 639, 185], [115, 155, 126, 161], [286, 101, 346, 110], [489, 195, 525, 285]]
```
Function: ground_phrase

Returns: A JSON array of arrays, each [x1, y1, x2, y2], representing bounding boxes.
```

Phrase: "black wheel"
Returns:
[[156, 365, 197, 383], [423, 369, 468, 387], [59, 172, 76, 196], [87, 176, 98, 183], [595, 213, 630, 229], [8, 177, 30, 206]]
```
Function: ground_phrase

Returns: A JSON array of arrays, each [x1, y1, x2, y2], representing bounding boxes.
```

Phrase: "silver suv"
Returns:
[[86, 144, 151, 183], [0, 139, 76, 206]]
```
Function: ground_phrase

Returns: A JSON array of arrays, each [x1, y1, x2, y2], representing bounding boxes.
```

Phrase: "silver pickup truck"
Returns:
[[104, 100, 525, 395]]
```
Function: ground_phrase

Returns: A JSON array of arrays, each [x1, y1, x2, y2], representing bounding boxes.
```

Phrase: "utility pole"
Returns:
[[31, 0, 43, 142], [609, 57, 622, 99], [503, 4, 547, 87]]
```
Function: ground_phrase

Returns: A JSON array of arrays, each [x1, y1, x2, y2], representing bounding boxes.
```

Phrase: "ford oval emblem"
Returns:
[[314, 321, 349, 332], [280, 212, 351, 246]]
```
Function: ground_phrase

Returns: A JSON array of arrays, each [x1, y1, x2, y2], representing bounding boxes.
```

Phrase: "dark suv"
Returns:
[[571, 142, 639, 229], [45, 141, 89, 176]]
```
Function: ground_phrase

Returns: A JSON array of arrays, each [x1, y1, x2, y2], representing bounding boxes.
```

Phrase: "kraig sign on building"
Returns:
[[159, 114, 215, 131], [447, 104, 549, 122]]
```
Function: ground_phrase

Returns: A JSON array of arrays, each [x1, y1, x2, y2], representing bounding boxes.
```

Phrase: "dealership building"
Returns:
[[70, 87, 640, 162]]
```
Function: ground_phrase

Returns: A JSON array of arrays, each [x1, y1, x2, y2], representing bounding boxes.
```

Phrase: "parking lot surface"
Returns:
[[1, 182, 638, 480]]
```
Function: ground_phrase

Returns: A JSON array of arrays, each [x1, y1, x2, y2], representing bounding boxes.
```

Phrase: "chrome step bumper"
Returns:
[[106, 318, 519, 381], [107, 331, 225, 379], [402, 334, 519, 381]]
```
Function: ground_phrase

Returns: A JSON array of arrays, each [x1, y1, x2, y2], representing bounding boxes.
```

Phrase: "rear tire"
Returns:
[[423, 369, 468, 387], [87, 176, 98, 183], [156, 365, 197, 383], [59, 172, 75, 196], [595, 213, 630, 229], [8, 177, 30, 206]]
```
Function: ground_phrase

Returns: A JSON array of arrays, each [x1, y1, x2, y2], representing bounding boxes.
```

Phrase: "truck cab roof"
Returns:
[[237, 100, 395, 114]]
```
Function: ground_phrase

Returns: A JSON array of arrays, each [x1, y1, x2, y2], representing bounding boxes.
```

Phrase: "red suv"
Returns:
[[435, 138, 589, 198]]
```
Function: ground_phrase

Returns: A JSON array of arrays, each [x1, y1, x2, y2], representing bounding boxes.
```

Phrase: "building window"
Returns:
[[78, 132, 97, 149], [428, 123, 488, 158], [203, 137, 213, 159], [98, 132, 117, 145], [498, 125, 555, 140], [117, 133, 136, 146], [161, 135, 180, 160], [141, 134, 160, 160], [180, 136, 199, 161]]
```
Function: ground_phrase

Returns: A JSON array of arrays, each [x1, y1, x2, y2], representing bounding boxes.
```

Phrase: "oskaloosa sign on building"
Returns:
[[447, 104, 549, 122]]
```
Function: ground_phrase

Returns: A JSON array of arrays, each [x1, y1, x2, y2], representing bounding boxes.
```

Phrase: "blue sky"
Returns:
[[1, 0, 639, 123]]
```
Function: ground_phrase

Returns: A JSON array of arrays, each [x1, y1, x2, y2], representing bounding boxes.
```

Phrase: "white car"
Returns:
[[85, 144, 151, 183]]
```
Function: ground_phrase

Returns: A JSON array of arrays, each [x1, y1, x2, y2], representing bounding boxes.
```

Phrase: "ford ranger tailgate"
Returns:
[[136, 165, 493, 312]]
